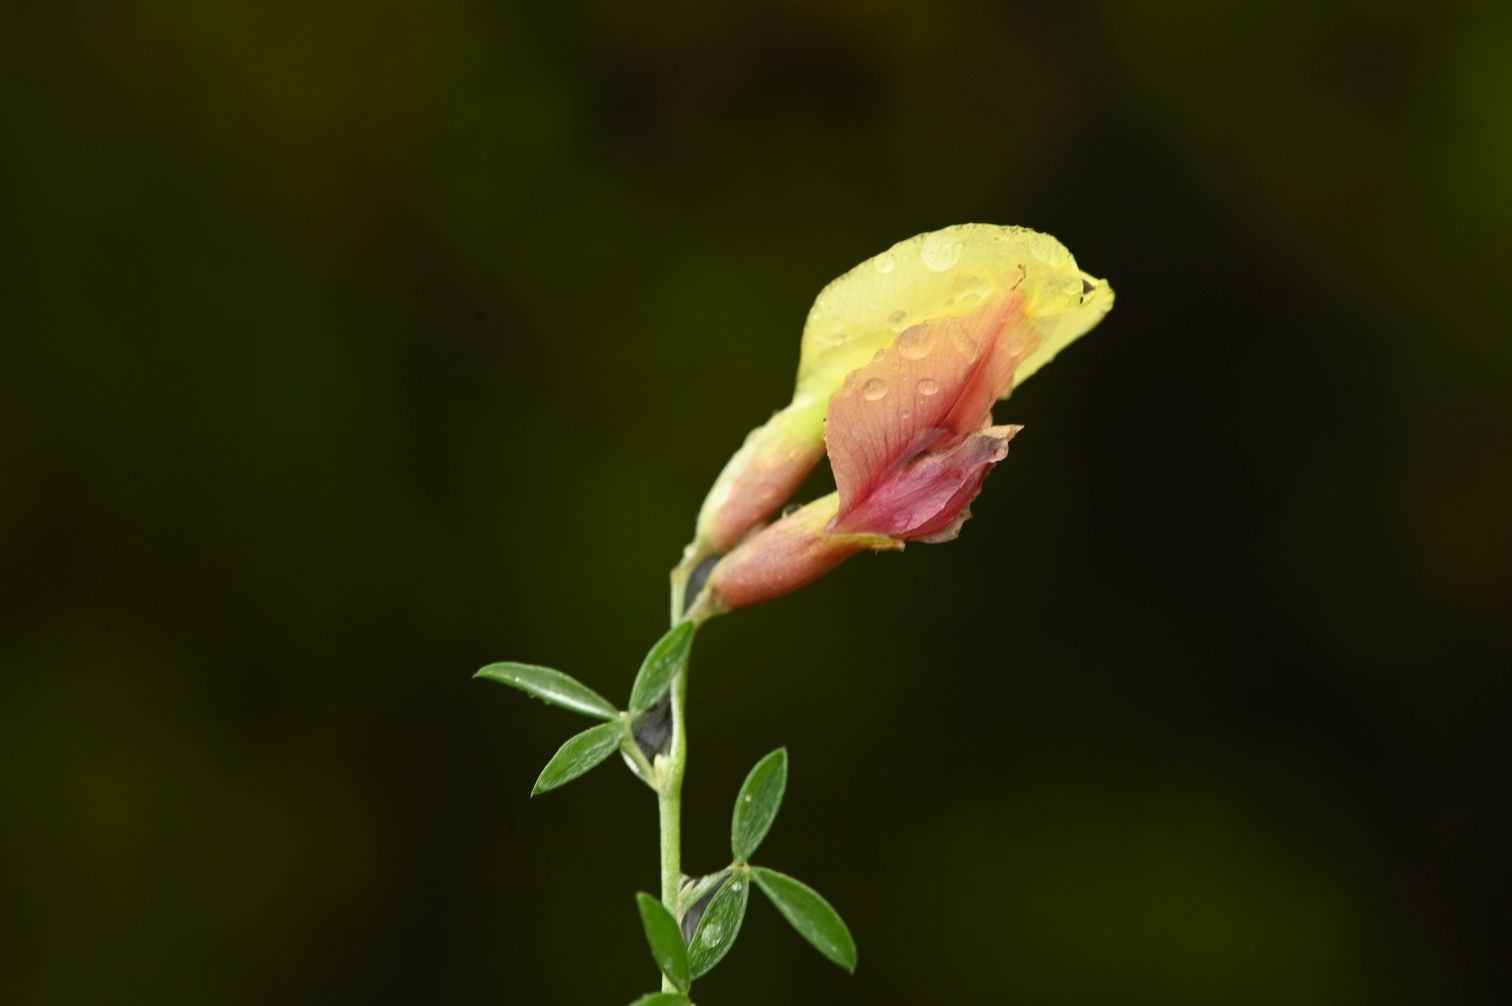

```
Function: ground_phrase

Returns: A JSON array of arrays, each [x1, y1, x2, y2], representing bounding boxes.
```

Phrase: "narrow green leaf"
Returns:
[[627, 994, 688, 1006], [628, 622, 695, 714], [688, 874, 750, 979], [531, 721, 625, 795], [752, 867, 857, 972], [635, 893, 690, 992], [475, 662, 617, 720], [730, 748, 788, 861]]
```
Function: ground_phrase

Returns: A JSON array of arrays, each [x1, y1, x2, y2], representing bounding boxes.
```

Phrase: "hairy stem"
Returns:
[[657, 661, 689, 991]]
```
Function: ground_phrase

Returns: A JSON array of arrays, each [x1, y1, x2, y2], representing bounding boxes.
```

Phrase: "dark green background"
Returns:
[[4, 2, 1509, 1004]]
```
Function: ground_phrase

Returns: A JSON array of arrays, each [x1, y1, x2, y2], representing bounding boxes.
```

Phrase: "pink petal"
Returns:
[[700, 437, 826, 553], [833, 425, 1021, 541], [825, 291, 1038, 523], [705, 494, 899, 613]]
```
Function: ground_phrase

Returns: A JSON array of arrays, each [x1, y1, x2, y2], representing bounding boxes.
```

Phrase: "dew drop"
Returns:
[[731, 882, 742, 892], [704, 924, 724, 945], [780, 503, 801, 518], [744, 794, 754, 802], [896, 325, 934, 359], [917, 377, 940, 396], [874, 253, 896, 274], [921, 233, 962, 271], [887, 309, 907, 326], [861, 378, 888, 401], [957, 275, 990, 301]]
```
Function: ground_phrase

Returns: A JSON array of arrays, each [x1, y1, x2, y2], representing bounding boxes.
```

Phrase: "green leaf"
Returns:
[[730, 748, 788, 861], [635, 893, 690, 992], [531, 721, 625, 795], [628, 622, 695, 714], [688, 874, 750, 979], [677, 871, 729, 920], [627, 995, 688, 1006], [475, 662, 617, 720], [752, 867, 857, 972]]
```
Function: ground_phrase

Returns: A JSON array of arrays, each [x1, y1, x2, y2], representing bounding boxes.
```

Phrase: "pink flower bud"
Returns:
[[679, 224, 1113, 617], [704, 291, 1033, 613], [701, 494, 897, 616], [693, 397, 827, 555]]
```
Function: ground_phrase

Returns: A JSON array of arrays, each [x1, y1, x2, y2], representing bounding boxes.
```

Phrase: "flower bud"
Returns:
[[678, 224, 1113, 616], [700, 494, 898, 616]]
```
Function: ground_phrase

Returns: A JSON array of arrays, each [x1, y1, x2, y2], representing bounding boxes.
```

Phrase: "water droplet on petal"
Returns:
[[896, 325, 934, 359], [732, 882, 742, 892], [921, 233, 962, 271], [917, 377, 940, 396], [862, 378, 888, 401], [887, 309, 907, 326], [744, 794, 754, 802], [957, 275, 991, 302], [780, 503, 801, 518], [875, 254, 896, 274]]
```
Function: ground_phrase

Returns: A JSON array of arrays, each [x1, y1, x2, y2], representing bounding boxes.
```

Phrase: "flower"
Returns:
[[675, 224, 1113, 617]]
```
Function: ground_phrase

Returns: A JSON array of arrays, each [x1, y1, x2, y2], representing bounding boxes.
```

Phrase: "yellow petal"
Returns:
[[798, 223, 1112, 399]]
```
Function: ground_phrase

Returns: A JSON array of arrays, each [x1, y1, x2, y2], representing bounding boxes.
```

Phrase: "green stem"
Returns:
[[657, 662, 689, 991]]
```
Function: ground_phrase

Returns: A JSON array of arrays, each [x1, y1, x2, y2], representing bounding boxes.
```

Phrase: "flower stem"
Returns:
[[657, 660, 689, 991]]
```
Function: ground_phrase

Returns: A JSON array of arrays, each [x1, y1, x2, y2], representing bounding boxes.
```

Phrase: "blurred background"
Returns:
[[4, 1, 1509, 1004]]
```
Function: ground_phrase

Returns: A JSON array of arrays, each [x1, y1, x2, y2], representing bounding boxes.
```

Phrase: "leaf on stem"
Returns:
[[678, 872, 730, 943], [531, 721, 626, 795], [730, 748, 788, 861], [628, 622, 695, 715], [475, 662, 618, 720], [627, 994, 689, 1006], [688, 874, 750, 979], [752, 866, 857, 972], [635, 893, 691, 992]]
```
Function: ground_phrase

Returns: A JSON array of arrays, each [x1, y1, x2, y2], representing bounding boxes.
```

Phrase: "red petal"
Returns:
[[833, 425, 1021, 541], [825, 292, 1037, 523]]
